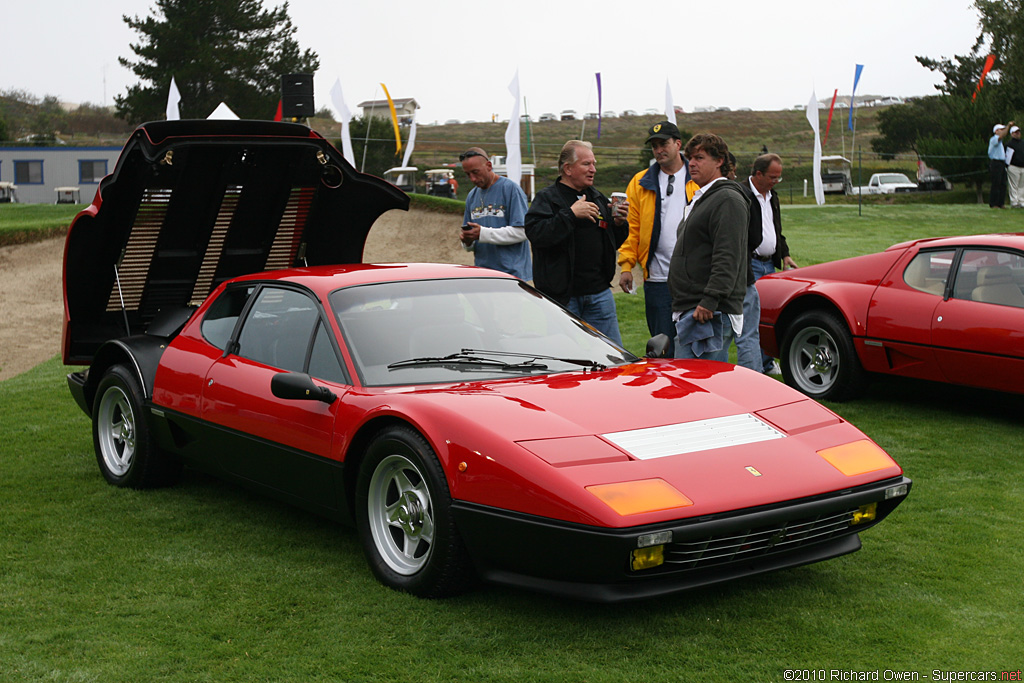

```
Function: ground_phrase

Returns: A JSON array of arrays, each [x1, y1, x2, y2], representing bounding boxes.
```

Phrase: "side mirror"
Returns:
[[271, 372, 337, 404], [645, 334, 672, 359]]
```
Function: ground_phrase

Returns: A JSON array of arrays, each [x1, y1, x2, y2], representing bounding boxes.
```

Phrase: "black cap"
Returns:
[[645, 121, 681, 143]]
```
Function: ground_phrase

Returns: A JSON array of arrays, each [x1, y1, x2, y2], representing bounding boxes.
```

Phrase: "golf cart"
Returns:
[[383, 167, 417, 193], [424, 169, 457, 198], [820, 156, 852, 194]]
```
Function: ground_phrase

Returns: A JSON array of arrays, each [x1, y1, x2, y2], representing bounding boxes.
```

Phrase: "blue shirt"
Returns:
[[463, 176, 532, 280], [989, 134, 1006, 161]]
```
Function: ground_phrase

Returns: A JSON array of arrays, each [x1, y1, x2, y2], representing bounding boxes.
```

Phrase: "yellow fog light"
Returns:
[[852, 502, 877, 525], [586, 479, 693, 516], [631, 545, 665, 571], [818, 440, 896, 477]]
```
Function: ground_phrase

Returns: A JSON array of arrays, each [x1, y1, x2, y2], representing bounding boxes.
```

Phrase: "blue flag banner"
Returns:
[[849, 64, 864, 131], [596, 73, 603, 139]]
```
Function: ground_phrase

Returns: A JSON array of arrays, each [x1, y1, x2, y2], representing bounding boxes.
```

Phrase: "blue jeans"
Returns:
[[751, 258, 776, 373], [709, 283, 761, 370], [568, 289, 623, 346], [643, 280, 675, 340]]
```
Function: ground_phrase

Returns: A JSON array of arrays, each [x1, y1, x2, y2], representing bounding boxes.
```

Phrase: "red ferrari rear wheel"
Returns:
[[781, 310, 867, 402], [355, 425, 472, 598], [92, 365, 181, 488]]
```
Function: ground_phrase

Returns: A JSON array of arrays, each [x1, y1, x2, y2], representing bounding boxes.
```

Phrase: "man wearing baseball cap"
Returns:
[[617, 121, 696, 342], [988, 123, 1009, 208]]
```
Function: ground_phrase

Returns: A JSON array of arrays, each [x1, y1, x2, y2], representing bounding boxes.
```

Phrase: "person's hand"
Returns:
[[461, 222, 481, 243], [782, 255, 798, 269], [570, 198, 600, 223], [692, 305, 714, 323], [619, 270, 634, 293]]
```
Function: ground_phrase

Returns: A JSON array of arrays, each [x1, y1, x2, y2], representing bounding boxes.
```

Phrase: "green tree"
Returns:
[[345, 115, 409, 177], [871, 97, 945, 159], [116, 0, 319, 123]]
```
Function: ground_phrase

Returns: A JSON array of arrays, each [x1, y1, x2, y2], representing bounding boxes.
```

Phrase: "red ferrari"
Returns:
[[63, 121, 910, 601], [757, 233, 1024, 401]]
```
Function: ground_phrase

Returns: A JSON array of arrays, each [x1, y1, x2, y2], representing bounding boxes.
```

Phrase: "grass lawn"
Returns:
[[0, 203, 85, 246], [3, 204, 1024, 681]]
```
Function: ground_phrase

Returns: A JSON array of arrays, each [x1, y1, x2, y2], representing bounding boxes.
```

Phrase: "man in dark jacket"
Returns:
[[525, 140, 628, 344], [669, 133, 748, 359]]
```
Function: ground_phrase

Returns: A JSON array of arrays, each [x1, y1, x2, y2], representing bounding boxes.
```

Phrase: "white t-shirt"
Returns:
[[648, 170, 688, 281]]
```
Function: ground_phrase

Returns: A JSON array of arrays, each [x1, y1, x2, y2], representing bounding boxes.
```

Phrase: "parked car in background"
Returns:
[[539, 113, 556, 122], [560, 110, 577, 121], [602, 111, 618, 118], [757, 233, 1024, 401], [916, 161, 953, 191], [621, 109, 639, 117], [63, 120, 911, 602], [584, 112, 599, 120], [851, 173, 918, 195]]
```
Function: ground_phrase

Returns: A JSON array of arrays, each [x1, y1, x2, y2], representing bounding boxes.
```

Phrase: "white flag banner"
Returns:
[[665, 79, 676, 125], [805, 91, 825, 205], [330, 78, 356, 166], [401, 113, 417, 168], [166, 77, 181, 121], [504, 70, 522, 186]]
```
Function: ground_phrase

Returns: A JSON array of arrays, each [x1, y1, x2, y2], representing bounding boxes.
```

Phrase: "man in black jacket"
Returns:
[[525, 140, 628, 344], [742, 153, 797, 374]]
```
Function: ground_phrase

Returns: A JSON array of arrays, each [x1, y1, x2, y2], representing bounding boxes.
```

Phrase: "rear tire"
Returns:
[[92, 365, 181, 488], [780, 310, 867, 401], [355, 425, 472, 598]]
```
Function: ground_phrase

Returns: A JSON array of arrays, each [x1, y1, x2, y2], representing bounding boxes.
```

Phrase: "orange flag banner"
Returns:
[[973, 54, 996, 101]]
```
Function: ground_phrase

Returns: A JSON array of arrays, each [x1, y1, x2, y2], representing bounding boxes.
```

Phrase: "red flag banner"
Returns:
[[274, 99, 283, 121], [823, 89, 838, 146], [973, 54, 996, 101]]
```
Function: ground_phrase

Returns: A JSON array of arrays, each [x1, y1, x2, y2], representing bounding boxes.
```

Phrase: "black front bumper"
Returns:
[[453, 476, 911, 603]]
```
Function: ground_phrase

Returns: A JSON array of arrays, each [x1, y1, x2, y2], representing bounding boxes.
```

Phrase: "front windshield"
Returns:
[[878, 174, 912, 184], [330, 278, 636, 386]]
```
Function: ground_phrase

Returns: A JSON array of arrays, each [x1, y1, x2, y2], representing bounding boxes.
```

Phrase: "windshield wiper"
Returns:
[[387, 351, 549, 373], [459, 348, 608, 371]]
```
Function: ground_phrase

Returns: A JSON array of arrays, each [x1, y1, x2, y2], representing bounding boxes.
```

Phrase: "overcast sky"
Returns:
[[6, 0, 982, 123]]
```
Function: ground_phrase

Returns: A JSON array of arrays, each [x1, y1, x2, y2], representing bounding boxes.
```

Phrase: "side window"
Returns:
[[956, 249, 1024, 308], [201, 286, 254, 350], [307, 320, 346, 383], [903, 250, 953, 295], [236, 287, 319, 372]]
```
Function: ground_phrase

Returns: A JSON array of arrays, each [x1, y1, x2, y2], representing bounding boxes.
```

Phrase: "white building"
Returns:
[[0, 146, 123, 204]]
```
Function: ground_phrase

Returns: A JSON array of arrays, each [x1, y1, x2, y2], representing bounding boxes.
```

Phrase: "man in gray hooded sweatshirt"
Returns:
[[668, 133, 749, 359]]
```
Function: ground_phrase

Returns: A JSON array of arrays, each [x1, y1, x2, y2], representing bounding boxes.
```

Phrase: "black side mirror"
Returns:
[[645, 334, 672, 359], [271, 372, 337, 404]]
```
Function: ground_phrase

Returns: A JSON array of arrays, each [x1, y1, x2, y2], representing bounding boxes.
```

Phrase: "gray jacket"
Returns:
[[668, 178, 749, 315]]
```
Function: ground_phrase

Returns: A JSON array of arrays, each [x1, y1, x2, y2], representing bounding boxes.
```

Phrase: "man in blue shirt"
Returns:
[[459, 148, 532, 280], [988, 123, 1009, 209]]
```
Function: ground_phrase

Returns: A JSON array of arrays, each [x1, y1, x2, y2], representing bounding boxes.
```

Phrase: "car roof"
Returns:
[[886, 233, 1024, 252], [229, 262, 516, 292]]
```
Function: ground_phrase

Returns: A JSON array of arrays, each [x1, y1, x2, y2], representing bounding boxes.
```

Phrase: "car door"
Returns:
[[863, 248, 952, 382], [931, 248, 1024, 392], [201, 285, 348, 510]]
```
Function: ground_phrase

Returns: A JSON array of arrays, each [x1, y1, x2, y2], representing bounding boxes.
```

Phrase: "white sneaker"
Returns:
[[766, 360, 782, 375]]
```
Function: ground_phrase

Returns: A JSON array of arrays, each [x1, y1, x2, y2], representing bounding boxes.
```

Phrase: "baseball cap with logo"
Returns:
[[646, 121, 682, 144]]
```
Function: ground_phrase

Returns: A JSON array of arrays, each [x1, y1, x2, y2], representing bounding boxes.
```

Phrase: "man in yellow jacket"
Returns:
[[617, 121, 697, 341]]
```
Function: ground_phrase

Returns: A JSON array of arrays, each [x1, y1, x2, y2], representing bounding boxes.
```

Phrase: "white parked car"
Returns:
[[852, 173, 918, 195]]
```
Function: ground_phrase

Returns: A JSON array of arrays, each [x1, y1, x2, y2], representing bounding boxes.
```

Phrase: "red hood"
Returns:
[[369, 360, 897, 526]]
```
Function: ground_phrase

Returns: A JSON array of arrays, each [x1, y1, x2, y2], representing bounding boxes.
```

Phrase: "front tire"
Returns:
[[92, 365, 181, 488], [355, 425, 471, 598], [780, 310, 867, 401]]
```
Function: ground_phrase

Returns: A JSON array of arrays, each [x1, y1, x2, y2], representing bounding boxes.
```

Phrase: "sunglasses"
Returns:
[[667, 174, 675, 196], [459, 150, 485, 161]]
